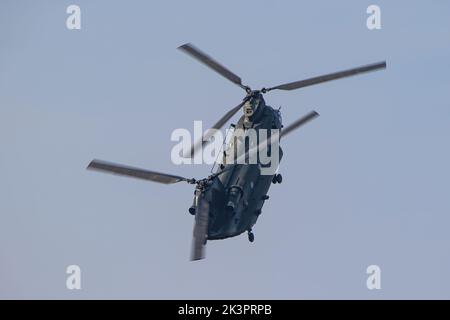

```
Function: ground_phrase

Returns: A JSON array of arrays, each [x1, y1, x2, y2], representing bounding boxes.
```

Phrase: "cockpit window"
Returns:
[[251, 97, 259, 111]]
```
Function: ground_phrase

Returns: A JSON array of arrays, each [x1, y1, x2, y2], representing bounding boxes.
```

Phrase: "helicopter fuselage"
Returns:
[[193, 93, 284, 240], [87, 42, 384, 260]]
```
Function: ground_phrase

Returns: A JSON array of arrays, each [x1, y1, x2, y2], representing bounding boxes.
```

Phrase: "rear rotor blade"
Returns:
[[183, 100, 247, 158], [87, 159, 192, 184], [281, 111, 320, 138], [265, 61, 386, 92], [178, 43, 248, 91], [234, 111, 319, 164], [191, 196, 209, 261]]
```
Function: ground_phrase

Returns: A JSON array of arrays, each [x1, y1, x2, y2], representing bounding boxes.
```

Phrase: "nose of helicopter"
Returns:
[[246, 91, 263, 105]]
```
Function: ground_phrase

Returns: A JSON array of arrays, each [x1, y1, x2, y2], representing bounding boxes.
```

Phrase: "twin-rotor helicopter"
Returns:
[[87, 43, 386, 260]]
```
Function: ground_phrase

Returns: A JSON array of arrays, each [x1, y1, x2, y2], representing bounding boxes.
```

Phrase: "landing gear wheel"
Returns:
[[276, 173, 283, 184], [248, 231, 255, 243], [272, 174, 283, 184]]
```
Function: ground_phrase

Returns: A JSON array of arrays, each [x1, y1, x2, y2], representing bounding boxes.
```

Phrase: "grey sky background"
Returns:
[[1, 0, 449, 299]]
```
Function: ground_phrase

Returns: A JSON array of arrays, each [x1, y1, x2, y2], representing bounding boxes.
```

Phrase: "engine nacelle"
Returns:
[[189, 188, 201, 215], [225, 186, 243, 214]]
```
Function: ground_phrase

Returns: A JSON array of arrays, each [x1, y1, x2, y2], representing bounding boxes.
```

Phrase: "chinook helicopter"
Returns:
[[87, 43, 386, 261]]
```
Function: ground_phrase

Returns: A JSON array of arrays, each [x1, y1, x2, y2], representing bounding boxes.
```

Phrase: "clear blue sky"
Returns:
[[1, 0, 450, 298]]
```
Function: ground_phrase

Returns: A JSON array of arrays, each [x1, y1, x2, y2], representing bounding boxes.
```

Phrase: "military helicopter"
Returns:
[[87, 43, 386, 261]]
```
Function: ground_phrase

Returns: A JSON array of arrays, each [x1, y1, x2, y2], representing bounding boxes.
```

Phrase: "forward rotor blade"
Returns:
[[178, 43, 247, 91], [191, 196, 209, 261], [182, 100, 246, 158], [87, 159, 192, 184], [266, 61, 386, 92]]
